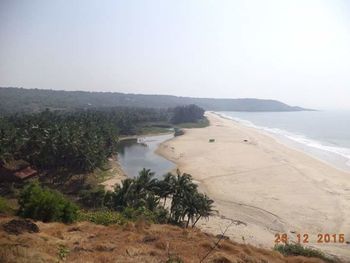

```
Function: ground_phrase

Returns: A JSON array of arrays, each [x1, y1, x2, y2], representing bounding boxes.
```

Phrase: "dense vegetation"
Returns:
[[0, 107, 168, 173], [80, 169, 214, 227], [0, 92, 211, 236], [171, 104, 205, 124], [274, 244, 337, 263], [16, 169, 214, 228], [0, 197, 11, 214], [18, 182, 78, 223], [0, 102, 205, 174], [0, 87, 309, 115]]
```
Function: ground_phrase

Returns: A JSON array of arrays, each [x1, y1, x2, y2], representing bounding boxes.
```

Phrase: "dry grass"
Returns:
[[0, 216, 328, 263]]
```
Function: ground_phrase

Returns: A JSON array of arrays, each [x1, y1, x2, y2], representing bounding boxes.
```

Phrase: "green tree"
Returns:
[[18, 182, 78, 223], [156, 172, 175, 206], [110, 169, 214, 228], [171, 104, 205, 124]]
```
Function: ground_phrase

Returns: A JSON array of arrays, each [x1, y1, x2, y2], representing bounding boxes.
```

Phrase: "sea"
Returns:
[[216, 111, 350, 172]]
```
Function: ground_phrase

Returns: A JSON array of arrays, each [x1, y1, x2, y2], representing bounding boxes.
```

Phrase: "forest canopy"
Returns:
[[0, 105, 204, 173], [0, 107, 168, 172], [171, 104, 205, 124]]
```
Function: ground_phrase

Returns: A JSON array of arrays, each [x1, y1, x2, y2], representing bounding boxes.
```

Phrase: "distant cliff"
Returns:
[[0, 87, 313, 114]]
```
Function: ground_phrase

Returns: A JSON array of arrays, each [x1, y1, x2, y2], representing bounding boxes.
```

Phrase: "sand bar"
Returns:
[[100, 156, 127, 191], [157, 112, 350, 260]]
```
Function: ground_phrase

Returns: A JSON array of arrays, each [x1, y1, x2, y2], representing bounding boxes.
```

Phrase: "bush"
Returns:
[[174, 128, 184, 137], [18, 182, 78, 223], [79, 188, 106, 208], [77, 207, 168, 226], [77, 210, 125, 225], [0, 197, 11, 214], [121, 206, 169, 224], [274, 244, 337, 263], [166, 256, 184, 263]]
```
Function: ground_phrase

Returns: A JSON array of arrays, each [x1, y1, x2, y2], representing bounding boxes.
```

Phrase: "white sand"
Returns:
[[157, 112, 350, 260], [100, 156, 127, 191]]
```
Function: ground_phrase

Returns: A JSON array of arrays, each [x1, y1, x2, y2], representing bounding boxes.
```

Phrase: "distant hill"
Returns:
[[0, 87, 312, 114]]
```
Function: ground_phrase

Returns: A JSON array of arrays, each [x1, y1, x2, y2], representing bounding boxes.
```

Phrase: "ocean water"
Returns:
[[217, 111, 350, 172]]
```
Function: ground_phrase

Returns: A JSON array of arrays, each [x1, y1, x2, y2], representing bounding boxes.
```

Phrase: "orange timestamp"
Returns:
[[275, 233, 347, 244]]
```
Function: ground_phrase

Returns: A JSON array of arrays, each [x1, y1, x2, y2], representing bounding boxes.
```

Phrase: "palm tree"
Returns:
[[113, 169, 161, 211], [156, 172, 175, 206], [134, 168, 158, 193], [113, 178, 135, 211], [169, 170, 198, 225], [159, 170, 215, 228], [191, 193, 214, 228], [135, 169, 163, 210]]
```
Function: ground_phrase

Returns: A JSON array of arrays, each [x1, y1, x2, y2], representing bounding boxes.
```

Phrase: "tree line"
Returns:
[[171, 104, 205, 124], [0, 87, 306, 114], [19, 168, 215, 228], [0, 105, 204, 174], [112, 169, 214, 227], [0, 107, 169, 173]]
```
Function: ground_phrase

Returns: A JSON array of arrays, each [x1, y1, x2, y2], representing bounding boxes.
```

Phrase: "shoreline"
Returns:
[[119, 131, 174, 141], [100, 156, 127, 191], [214, 111, 350, 174], [157, 112, 350, 260]]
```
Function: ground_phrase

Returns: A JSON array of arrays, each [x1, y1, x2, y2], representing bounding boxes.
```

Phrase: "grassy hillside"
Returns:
[[0, 216, 330, 263], [0, 87, 311, 114]]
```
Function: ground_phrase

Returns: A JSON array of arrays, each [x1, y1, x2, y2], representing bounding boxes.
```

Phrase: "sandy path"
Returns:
[[157, 112, 350, 260]]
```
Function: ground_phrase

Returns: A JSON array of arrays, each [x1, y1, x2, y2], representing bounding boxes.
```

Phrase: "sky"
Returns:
[[0, 0, 350, 109]]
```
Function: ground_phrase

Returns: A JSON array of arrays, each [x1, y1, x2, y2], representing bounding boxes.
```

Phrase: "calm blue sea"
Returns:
[[217, 111, 350, 172]]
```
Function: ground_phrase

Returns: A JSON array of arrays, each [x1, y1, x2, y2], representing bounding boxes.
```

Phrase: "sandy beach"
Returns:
[[100, 156, 127, 191], [157, 112, 350, 260]]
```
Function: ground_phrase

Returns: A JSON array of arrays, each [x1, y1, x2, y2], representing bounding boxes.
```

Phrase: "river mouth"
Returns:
[[117, 133, 176, 179]]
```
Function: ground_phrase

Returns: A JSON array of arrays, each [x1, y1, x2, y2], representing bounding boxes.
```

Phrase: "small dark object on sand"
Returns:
[[243, 139, 248, 142], [3, 219, 39, 235]]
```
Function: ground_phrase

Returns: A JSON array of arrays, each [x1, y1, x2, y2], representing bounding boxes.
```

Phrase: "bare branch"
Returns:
[[199, 220, 234, 263]]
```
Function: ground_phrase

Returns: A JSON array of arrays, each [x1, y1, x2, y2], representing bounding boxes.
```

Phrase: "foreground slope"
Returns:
[[0, 216, 328, 263]]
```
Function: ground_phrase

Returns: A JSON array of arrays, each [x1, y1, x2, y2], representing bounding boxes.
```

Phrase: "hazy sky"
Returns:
[[1, 0, 350, 109]]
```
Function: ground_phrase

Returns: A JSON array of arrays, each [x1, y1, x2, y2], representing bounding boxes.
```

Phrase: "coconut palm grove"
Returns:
[[0, 101, 213, 229]]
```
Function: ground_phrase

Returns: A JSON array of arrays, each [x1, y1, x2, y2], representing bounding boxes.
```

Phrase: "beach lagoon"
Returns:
[[117, 134, 176, 178]]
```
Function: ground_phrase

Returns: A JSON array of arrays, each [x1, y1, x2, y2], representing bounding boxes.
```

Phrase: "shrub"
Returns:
[[274, 244, 337, 263], [79, 188, 106, 208], [0, 197, 11, 214], [57, 245, 69, 261], [174, 128, 184, 137], [166, 256, 184, 263], [121, 206, 169, 224], [77, 208, 167, 226], [77, 210, 125, 225], [18, 182, 78, 223]]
